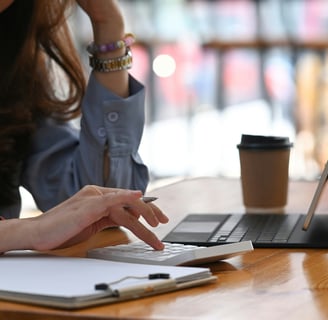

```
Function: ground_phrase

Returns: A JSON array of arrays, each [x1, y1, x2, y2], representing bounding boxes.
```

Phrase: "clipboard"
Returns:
[[0, 251, 217, 309]]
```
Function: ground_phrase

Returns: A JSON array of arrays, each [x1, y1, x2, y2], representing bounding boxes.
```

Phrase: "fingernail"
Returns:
[[155, 241, 165, 250]]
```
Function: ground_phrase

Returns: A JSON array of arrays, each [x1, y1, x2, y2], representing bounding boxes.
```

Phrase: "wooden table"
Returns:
[[1, 177, 328, 320]]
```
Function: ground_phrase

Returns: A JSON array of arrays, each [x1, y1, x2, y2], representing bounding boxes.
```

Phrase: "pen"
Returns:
[[141, 196, 158, 203], [123, 196, 158, 210]]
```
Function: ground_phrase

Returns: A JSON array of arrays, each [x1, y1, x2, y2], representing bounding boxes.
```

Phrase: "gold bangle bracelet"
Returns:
[[89, 47, 133, 72]]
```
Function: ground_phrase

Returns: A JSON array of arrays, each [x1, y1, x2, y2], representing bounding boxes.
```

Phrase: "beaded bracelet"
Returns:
[[89, 47, 133, 72], [87, 33, 136, 55]]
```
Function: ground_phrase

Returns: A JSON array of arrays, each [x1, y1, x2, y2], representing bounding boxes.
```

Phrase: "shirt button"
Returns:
[[107, 112, 119, 122], [97, 127, 106, 137]]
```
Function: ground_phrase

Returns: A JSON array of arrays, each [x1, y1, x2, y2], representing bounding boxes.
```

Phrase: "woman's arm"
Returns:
[[0, 186, 169, 254], [77, 0, 129, 97], [21, 1, 149, 214]]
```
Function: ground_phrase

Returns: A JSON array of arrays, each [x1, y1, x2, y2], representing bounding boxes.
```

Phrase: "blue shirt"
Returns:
[[3, 73, 149, 218]]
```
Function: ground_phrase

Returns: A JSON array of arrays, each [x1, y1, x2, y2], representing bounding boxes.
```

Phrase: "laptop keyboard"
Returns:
[[210, 214, 301, 244]]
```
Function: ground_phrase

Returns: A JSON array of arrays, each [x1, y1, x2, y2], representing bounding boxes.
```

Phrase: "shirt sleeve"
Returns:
[[21, 73, 149, 212]]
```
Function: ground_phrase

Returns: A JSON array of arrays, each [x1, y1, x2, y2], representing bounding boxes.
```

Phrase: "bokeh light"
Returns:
[[152, 54, 176, 78]]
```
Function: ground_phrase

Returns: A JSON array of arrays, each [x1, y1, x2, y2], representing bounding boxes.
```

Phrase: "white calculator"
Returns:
[[87, 241, 253, 266]]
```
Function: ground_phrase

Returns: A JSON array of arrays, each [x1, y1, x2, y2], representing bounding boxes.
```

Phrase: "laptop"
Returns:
[[162, 162, 328, 248]]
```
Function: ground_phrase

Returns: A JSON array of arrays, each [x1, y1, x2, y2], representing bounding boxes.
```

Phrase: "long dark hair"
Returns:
[[0, 0, 86, 205]]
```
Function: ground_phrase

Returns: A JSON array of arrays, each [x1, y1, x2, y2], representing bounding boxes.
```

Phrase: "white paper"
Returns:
[[0, 251, 211, 299]]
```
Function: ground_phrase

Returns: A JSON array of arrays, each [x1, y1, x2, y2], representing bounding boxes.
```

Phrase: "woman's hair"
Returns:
[[0, 0, 86, 205]]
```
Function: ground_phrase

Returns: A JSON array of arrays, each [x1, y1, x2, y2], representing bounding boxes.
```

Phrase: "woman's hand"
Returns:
[[76, 0, 123, 25], [76, 0, 124, 41], [33, 185, 169, 251], [19, 186, 168, 252]]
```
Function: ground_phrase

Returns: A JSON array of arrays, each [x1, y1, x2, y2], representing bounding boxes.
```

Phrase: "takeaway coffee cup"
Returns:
[[237, 134, 293, 213]]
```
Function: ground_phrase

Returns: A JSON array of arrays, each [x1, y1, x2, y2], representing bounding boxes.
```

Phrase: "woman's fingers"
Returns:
[[119, 211, 165, 250], [78, 186, 168, 250], [120, 198, 169, 227], [94, 187, 169, 227], [100, 199, 166, 250], [148, 203, 169, 224]]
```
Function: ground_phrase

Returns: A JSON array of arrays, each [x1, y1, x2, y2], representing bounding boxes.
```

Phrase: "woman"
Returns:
[[0, 0, 149, 219], [0, 0, 168, 253]]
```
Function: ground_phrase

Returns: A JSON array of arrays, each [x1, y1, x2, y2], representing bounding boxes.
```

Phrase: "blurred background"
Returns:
[[73, 0, 328, 182], [23, 0, 328, 209]]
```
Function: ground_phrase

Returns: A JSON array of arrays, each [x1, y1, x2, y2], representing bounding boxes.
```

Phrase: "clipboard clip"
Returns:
[[95, 273, 171, 297]]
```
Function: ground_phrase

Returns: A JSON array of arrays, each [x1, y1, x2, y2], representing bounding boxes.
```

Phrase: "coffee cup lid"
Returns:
[[237, 134, 293, 150]]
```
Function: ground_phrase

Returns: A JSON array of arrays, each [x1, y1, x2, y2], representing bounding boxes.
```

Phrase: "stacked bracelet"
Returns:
[[89, 47, 133, 72], [87, 33, 136, 55]]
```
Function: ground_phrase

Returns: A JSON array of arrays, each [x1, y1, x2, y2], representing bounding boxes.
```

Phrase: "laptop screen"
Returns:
[[303, 161, 328, 230]]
